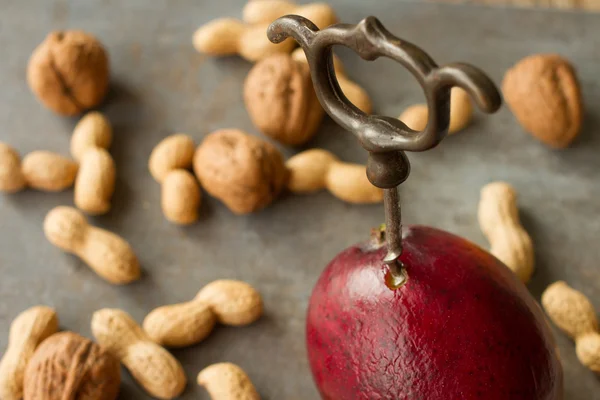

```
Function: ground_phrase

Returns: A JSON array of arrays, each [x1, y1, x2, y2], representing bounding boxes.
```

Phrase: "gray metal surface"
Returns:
[[0, 0, 599, 399]]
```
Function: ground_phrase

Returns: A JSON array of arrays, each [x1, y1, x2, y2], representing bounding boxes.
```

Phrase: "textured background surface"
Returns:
[[436, 0, 600, 11], [1, 0, 599, 399]]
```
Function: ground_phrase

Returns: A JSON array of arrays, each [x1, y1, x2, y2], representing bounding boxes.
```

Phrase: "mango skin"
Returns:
[[307, 225, 563, 400]]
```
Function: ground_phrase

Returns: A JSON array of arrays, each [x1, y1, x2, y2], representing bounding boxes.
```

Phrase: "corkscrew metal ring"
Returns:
[[268, 16, 501, 265]]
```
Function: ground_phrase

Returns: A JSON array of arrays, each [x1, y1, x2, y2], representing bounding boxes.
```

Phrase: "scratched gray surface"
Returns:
[[0, 0, 599, 399]]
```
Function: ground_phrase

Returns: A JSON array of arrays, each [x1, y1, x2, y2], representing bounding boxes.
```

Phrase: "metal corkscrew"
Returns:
[[267, 16, 501, 266]]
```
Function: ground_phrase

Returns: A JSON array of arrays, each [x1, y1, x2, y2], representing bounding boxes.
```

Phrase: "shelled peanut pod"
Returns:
[[286, 149, 383, 204], [542, 281, 600, 373], [193, 18, 295, 62], [0, 143, 78, 193], [149, 134, 201, 224], [243, 0, 337, 29], [143, 279, 263, 348]]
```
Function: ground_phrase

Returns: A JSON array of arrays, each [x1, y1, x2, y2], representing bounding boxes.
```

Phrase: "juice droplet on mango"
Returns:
[[385, 261, 408, 290]]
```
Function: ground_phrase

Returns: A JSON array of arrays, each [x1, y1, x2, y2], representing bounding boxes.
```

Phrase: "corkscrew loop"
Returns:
[[268, 15, 501, 264]]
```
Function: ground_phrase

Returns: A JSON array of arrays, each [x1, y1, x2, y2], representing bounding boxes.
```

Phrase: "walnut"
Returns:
[[502, 54, 583, 148], [27, 31, 110, 116], [193, 129, 287, 214], [244, 53, 324, 146], [23, 332, 120, 400]]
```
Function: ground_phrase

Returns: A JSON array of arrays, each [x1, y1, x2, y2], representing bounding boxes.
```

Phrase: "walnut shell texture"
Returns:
[[244, 53, 324, 146], [502, 54, 582, 148], [23, 332, 120, 400], [27, 31, 110, 116], [193, 129, 287, 214]]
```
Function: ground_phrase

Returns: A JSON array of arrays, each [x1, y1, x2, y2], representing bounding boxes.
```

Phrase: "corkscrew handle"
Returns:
[[268, 16, 501, 264]]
